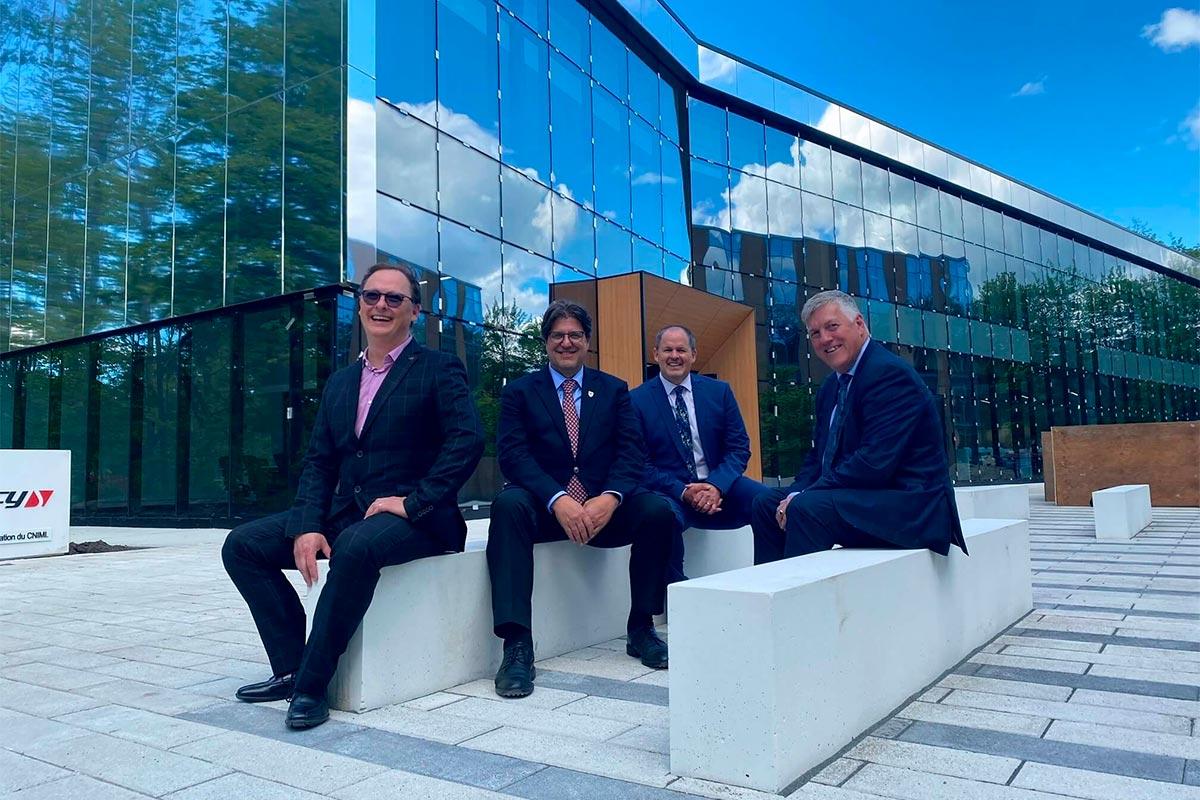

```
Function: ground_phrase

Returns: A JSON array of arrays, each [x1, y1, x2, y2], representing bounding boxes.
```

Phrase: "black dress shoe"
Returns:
[[285, 692, 329, 730], [626, 627, 668, 669], [235, 673, 294, 703], [494, 641, 536, 698]]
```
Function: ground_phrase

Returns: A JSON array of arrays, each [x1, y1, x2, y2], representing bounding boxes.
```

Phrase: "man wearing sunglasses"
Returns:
[[222, 261, 484, 730], [485, 300, 673, 698]]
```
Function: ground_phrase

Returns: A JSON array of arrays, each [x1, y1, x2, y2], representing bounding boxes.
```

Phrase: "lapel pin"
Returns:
[[587, 390, 594, 398]]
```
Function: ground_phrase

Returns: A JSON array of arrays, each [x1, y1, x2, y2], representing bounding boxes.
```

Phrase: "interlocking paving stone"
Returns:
[[7, 645, 128, 670], [404, 691, 472, 711], [446, 678, 587, 710], [1186, 760, 1200, 786], [57, 704, 225, 748], [0, 707, 95, 752], [502, 766, 682, 799], [943, 689, 1191, 734], [0, 748, 72, 794], [180, 701, 368, 747], [1012, 761, 1200, 800], [0, 676, 107, 716], [329, 769, 513, 799], [936, 673, 1073, 701], [3, 774, 155, 800], [847, 737, 1020, 784], [1044, 603, 1200, 621], [1067, 688, 1200, 718], [608, 724, 669, 755], [556, 695, 670, 728], [172, 730, 386, 794], [334, 702, 501, 745], [868, 718, 912, 739], [1002, 643, 1200, 673], [462, 726, 673, 787], [324, 726, 547, 790], [968, 663, 1200, 701], [842, 762, 1066, 800], [1009, 626, 1200, 652], [533, 670, 669, 707], [897, 720, 1186, 782], [25, 731, 231, 796], [75, 678, 226, 715], [1045, 719, 1200, 760], [438, 696, 638, 743], [1033, 582, 1200, 597], [163, 772, 330, 800], [897, 700, 1050, 736]]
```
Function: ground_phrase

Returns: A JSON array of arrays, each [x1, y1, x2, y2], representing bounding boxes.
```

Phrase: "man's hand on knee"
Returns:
[[365, 495, 408, 519], [775, 492, 799, 531], [293, 532, 331, 588]]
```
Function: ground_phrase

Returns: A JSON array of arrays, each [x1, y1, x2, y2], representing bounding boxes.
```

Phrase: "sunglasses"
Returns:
[[359, 290, 416, 309]]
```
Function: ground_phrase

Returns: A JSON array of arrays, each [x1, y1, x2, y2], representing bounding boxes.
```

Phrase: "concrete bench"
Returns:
[[1092, 484, 1152, 540], [305, 520, 754, 712], [954, 484, 1030, 520], [667, 517, 1032, 793]]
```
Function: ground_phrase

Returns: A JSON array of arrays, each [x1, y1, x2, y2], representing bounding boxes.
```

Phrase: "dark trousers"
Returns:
[[750, 488, 900, 564], [486, 487, 673, 636], [221, 509, 444, 696], [661, 475, 772, 583]]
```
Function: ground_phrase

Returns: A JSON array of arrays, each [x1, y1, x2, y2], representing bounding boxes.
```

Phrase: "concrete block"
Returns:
[[668, 517, 1031, 793], [305, 540, 633, 711], [954, 484, 1030, 520], [1093, 484, 1152, 540], [681, 525, 754, 578]]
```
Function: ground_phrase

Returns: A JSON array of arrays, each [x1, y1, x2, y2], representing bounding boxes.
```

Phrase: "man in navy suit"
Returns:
[[631, 325, 770, 583], [486, 300, 673, 698], [222, 261, 484, 729], [751, 290, 966, 563]]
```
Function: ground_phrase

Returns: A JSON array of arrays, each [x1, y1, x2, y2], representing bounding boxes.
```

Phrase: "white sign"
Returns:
[[0, 450, 70, 559]]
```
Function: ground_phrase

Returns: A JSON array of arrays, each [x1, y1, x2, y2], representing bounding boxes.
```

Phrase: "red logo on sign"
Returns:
[[1, 490, 53, 509]]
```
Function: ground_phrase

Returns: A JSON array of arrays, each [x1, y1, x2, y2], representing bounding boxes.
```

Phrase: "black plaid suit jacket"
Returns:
[[285, 341, 484, 553]]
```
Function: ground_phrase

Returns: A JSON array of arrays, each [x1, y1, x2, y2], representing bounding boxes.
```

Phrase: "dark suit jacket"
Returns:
[[497, 366, 644, 507], [286, 341, 484, 553], [630, 374, 751, 501], [790, 339, 966, 555]]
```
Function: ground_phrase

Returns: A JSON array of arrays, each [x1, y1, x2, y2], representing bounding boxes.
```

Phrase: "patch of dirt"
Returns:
[[69, 540, 142, 554]]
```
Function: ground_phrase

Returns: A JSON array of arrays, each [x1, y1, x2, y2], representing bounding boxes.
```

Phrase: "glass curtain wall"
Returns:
[[685, 97, 1200, 483], [0, 0, 344, 354]]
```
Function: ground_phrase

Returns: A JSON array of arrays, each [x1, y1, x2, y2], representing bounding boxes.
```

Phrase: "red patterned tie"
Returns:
[[560, 378, 589, 504]]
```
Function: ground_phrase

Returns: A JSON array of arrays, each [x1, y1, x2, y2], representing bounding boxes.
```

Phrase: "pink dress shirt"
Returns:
[[355, 337, 412, 438]]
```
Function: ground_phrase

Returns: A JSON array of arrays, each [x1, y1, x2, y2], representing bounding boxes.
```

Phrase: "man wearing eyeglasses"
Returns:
[[486, 300, 673, 698], [222, 261, 483, 730]]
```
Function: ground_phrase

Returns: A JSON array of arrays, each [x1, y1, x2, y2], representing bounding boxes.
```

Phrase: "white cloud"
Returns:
[[1143, 8, 1200, 51], [1011, 77, 1047, 98], [698, 46, 736, 86], [1182, 104, 1200, 149]]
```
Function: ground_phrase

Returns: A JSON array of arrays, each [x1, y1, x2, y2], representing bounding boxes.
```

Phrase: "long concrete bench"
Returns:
[[1092, 484, 1152, 540], [954, 483, 1030, 520], [667, 517, 1032, 793], [305, 521, 755, 711]]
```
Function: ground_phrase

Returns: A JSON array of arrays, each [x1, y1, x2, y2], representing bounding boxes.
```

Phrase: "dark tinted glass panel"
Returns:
[[238, 305, 292, 512], [500, 15, 551, 179], [188, 317, 231, 510], [592, 87, 630, 228], [549, 53, 592, 208], [59, 343, 89, 507], [226, 97, 284, 304], [439, 0, 499, 153], [141, 327, 179, 508], [97, 335, 132, 508], [378, 0, 435, 119], [23, 353, 51, 449]]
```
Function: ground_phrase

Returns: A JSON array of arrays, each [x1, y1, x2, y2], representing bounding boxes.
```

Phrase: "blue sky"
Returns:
[[677, 0, 1200, 248]]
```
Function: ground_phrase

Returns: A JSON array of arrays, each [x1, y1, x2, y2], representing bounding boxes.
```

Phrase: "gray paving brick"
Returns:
[[869, 717, 912, 739], [936, 674, 1073, 701], [2, 774, 154, 800], [1012, 761, 1200, 800], [179, 698, 363, 747], [330, 769, 513, 799], [534, 670, 669, 707], [942, 688, 1191, 734], [898, 720, 1185, 782], [968, 663, 1200, 701], [1010, 626, 1200, 652], [462, 726, 672, 787], [447, 678, 587, 710], [0, 707, 95, 752], [323, 725, 546, 790], [437, 695, 634, 742], [1187, 760, 1200, 786], [1068, 688, 1200, 718], [0, 676, 107, 716], [556, 695, 670, 729], [336, 702, 501, 744], [1033, 581, 1199, 598], [608, 724, 669, 754], [1046, 719, 1200, 760], [843, 762, 1066, 799], [163, 772, 330, 800], [1049, 603, 1200, 621], [504, 765, 683, 799], [25, 731, 230, 796], [56, 704, 224, 748], [847, 737, 1019, 784], [0, 748, 72, 794], [76, 678, 225, 715]]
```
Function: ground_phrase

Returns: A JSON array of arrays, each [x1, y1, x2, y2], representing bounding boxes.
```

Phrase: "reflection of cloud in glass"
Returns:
[[698, 46, 736, 86], [632, 171, 677, 186], [346, 97, 376, 252]]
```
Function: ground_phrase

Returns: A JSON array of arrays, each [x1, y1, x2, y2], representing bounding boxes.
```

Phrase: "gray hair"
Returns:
[[654, 324, 697, 351], [800, 290, 862, 328]]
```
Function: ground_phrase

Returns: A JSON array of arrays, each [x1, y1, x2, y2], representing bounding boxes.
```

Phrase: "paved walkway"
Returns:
[[0, 496, 1196, 799]]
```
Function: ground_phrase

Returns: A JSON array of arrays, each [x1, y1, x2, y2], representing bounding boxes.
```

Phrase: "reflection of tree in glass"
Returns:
[[475, 300, 544, 456], [758, 367, 814, 479]]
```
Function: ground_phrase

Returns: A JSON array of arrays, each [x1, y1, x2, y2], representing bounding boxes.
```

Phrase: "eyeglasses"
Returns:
[[547, 331, 587, 343], [359, 290, 415, 309]]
